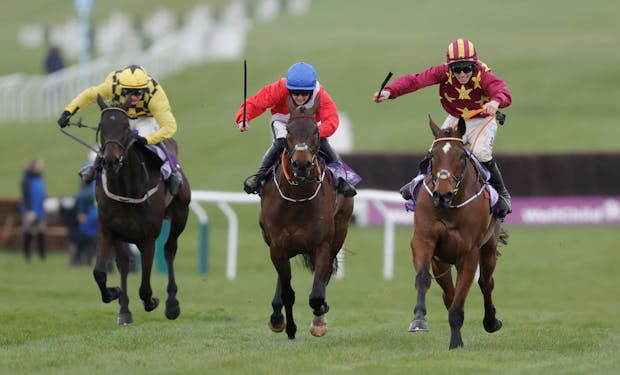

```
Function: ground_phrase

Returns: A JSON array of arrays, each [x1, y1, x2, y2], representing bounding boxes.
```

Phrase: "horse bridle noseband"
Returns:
[[427, 137, 467, 196]]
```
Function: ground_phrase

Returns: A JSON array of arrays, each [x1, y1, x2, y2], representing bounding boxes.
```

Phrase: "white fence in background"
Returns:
[[190, 189, 407, 281], [1, 2, 250, 123]]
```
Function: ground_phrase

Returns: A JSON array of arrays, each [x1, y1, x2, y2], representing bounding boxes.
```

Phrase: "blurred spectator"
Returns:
[[44, 45, 64, 74], [68, 179, 97, 266], [19, 157, 47, 261]]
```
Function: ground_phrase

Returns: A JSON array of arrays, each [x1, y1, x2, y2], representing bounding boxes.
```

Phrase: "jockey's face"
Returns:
[[121, 88, 146, 106], [289, 90, 312, 106], [450, 63, 475, 85]]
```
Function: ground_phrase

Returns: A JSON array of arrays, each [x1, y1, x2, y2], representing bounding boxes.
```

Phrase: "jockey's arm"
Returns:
[[146, 88, 177, 144], [64, 72, 115, 114]]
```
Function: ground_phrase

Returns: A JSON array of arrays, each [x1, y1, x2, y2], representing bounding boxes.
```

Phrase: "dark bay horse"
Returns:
[[408, 116, 507, 349], [259, 97, 354, 339], [93, 95, 190, 325]]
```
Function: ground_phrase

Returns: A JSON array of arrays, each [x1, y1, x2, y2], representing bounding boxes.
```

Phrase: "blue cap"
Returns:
[[285, 62, 317, 90]]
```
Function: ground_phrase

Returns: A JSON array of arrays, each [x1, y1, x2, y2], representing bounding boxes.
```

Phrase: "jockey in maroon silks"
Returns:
[[374, 38, 512, 219]]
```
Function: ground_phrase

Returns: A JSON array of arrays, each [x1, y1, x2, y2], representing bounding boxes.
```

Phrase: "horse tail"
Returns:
[[299, 253, 339, 275]]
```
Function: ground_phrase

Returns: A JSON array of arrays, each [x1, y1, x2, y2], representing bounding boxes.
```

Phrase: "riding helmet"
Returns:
[[286, 62, 317, 91], [446, 39, 478, 64]]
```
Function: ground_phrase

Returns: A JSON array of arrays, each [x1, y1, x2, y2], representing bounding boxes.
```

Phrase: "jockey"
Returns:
[[373, 38, 513, 219], [57, 65, 184, 195], [235, 61, 357, 197]]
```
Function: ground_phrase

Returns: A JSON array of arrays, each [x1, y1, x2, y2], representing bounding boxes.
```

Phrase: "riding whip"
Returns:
[[242, 59, 247, 128], [376, 71, 393, 100]]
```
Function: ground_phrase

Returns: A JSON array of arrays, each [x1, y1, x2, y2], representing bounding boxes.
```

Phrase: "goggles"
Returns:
[[289, 90, 312, 97], [450, 64, 474, 74], [120, 88, 147, 97]]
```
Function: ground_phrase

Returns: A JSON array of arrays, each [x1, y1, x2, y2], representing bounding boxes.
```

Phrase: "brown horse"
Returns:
[[408, 116, 507, 349], [259, 97, 354, 339], [93, 95, 191, 325]]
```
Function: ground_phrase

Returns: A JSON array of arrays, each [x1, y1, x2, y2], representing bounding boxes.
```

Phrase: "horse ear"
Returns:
[[120, 95, 132, 111], [310, 96, 320, 114], [429, 114, 442, 137], [286, 95, 296, 114], [456, 117, 466, 137], [97, 94, 107, 110]]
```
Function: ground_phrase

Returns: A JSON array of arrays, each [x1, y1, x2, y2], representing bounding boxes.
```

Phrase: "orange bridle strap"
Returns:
[[281, 148, 322, 183]]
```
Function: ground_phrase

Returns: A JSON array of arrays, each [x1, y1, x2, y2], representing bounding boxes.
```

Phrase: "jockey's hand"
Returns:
[[482, 100, 499, 116], [373, 90, 391, 103], [57, 110, 72, 128], [135, 135, 148, 145], [237, 122, 249, 132]]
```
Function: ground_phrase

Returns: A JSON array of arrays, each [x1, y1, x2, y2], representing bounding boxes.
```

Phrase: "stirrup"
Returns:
[[243, 174, 261, 194]]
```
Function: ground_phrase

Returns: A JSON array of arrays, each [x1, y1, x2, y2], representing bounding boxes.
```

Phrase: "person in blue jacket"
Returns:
[[20, 157, 47, 261]]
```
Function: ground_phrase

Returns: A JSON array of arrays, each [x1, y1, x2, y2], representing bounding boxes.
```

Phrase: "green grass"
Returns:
[[1, 0, 619, 197], [1, 224, 619, 374]]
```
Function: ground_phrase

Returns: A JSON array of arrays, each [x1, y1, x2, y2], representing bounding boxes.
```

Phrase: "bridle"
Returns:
[[273, 113, 326, 202], [99, 107, 136, 170]]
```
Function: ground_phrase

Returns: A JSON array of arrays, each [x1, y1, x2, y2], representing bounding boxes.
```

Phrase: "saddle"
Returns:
[[404, 150, 499, 212]]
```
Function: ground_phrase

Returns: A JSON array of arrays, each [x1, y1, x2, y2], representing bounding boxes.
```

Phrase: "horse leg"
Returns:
[[409, 240, 433, 332], [114, 242, 133, 325], [479, 242, 502, 333], [92, 231, 121, 305], [162, 208, 188, 320], [270, 251, 296, 339], [268, 276, 286, 333], [447, 256, 479, 349], [432, 258, 455, 310], [136, 239, 159, 312], [309, 245, 333, 337]]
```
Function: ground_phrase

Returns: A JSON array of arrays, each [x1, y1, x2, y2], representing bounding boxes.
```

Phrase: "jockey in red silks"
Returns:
[[374, 39, 512, 219], [235, 61, 357, 197]]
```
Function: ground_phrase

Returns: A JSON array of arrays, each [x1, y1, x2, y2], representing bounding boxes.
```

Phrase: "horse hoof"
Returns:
[[484, 318, 503, 333], [117, 312, 133, 325], [165, 301, 180, 320], [408, 319, 429, 332], [144, 297, 160, 312], [268, 318, 286, 333], [102, 287, 122, 303], [309, 315, 328, 337]]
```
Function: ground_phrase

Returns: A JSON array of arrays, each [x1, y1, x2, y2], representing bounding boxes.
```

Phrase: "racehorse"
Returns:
[[93, 94, 190, 325], [259, 97, 354, 339], [408, 115, 507, 349]]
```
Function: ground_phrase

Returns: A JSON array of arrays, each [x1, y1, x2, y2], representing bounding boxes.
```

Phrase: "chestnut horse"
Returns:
[[93, 95, 190, 325], [259, 97, 354, 339], [408, 116, 507, 349]]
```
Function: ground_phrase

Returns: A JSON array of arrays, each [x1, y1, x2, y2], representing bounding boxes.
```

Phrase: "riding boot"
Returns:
[[319, 138, 357, 197], [482, 159, 512, 219], [78, 156, 102, 184], [244, 138, 285, 194], [418, 151, 432, 174], [400, 182, 412, 200], [158, 142, 183, 196]]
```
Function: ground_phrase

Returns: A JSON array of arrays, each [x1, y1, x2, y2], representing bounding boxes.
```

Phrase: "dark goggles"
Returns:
[[289, 90, 313, 96], [120, 88, 147, 97], [450, 64, 474, 74]]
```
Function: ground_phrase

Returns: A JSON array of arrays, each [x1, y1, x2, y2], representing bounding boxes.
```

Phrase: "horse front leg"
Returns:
[[309, 244, 333, 337], [447, 255, 478, 349], [137, 239, 159, 312], [270, 250, 296, 339], [479, 242, 502, 333], [93, 231, 121, 305], [114, 242, 133, 325], [409, 238, 434, 332], [268, 276, 286, 333]]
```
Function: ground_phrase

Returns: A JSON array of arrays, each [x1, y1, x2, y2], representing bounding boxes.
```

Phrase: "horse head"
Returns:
[[284, 96, 321, 183], [97, 94, 133, 174], [428, 116, 468, 208]]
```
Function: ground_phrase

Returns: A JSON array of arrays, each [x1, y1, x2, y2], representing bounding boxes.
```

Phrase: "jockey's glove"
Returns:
[[135, 135, 148, 146], [57, 110, 72, 128]]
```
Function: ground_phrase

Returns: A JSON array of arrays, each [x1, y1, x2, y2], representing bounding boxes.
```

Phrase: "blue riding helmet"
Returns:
[[286, 62, 317, 91]]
